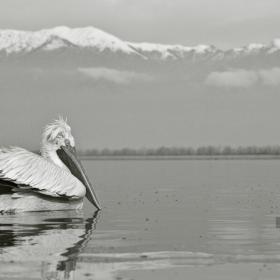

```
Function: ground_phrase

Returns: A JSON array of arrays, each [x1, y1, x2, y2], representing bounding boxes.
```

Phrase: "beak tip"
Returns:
[[93, 200, 102, 210], [94, 202, 102, 211], [87, 193, 102, 210]]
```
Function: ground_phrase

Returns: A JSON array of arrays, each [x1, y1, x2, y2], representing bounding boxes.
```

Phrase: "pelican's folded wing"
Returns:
[[0, 147, 85, 199]]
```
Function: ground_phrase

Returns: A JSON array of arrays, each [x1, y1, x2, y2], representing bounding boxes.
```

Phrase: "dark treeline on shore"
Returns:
[[77, 146, 280, 157]]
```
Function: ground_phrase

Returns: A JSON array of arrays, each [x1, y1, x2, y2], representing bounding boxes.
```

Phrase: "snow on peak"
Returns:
[[128, 41, 216, 60], [247, 43, 264, 51], [232, 43, 264, 55], [0, 29, 46, 53], [269, 39, 280, 48], [51, 26, 71, 37], [50, 26, 135, 53], [128, 42, 180, 59], [42, 36, 69, 51], [193, 45, 212, 53], [267, 39, 280, 54], [233, 47, 243, 52]]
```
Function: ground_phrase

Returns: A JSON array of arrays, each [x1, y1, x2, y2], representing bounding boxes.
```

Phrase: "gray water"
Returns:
[[1, 160, 280, 279]]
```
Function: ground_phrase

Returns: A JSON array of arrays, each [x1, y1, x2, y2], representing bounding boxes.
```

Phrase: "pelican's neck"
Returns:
[[40, 142, 70, 171]]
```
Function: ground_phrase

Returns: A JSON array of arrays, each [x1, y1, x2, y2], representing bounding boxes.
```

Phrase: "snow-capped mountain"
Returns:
[[0, 26, 279, 71], [0, 26, 277, 56], [0, 26, 138, 54], [0, 26, 222, 60]]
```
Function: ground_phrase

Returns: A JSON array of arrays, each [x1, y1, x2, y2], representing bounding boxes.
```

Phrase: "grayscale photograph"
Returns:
[[0, 0, 280, 279]]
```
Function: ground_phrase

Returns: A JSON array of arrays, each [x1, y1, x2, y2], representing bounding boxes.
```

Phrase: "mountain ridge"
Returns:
[[0, 26, 279, 61], [0, 26, 280, 80]]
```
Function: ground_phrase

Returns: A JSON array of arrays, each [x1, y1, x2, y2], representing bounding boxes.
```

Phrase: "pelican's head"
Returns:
[[41, 117, 75, 152], [40, 117, 101, 210]]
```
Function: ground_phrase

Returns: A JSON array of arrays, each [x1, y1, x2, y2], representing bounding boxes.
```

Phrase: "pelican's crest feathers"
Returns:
[[42, 116, 71, 143]]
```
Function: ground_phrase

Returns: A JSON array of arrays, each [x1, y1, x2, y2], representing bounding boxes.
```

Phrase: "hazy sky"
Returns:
[[0, 0, 280, 151], [0, 0, 280, 49]]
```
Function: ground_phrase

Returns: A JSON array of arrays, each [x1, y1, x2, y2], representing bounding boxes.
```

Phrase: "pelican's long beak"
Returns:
[[57, 146, 101, 210]]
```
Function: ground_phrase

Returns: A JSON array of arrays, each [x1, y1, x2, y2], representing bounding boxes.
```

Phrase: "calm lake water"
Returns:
[[1, 159, 280, 279]]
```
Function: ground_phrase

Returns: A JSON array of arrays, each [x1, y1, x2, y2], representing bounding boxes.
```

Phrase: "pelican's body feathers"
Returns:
[[0, 147, 85, 199]]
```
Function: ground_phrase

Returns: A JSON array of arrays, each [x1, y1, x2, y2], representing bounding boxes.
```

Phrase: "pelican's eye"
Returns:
[[65, 139, 70, 146], [57, 132, 64, 138]]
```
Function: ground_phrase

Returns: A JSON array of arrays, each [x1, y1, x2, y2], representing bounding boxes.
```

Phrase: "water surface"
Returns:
[[1, 160, 280, 279]]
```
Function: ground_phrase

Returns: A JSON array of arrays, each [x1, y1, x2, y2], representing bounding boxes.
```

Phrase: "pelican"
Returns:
[[0, 117, 101, 212]]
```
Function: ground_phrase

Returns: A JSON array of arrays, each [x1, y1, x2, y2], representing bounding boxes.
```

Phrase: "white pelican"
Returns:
[[0, 117, 101, 212]]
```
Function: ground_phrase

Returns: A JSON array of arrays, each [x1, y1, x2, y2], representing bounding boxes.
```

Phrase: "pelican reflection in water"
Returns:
[[0, 210, 100, 279], [0, 117, 101, 212]]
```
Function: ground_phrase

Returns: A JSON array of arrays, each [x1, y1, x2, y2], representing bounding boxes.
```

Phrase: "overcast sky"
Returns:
[[0, 0, 280, 49], [0, 0, 280, 150]]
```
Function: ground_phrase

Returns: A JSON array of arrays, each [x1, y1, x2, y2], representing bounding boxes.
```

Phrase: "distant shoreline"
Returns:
[[79, 155, 280, 160]]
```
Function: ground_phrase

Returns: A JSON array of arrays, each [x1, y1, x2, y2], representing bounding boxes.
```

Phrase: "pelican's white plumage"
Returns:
[[0, 117, 101, 212], [0, 147, 85, 198]]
